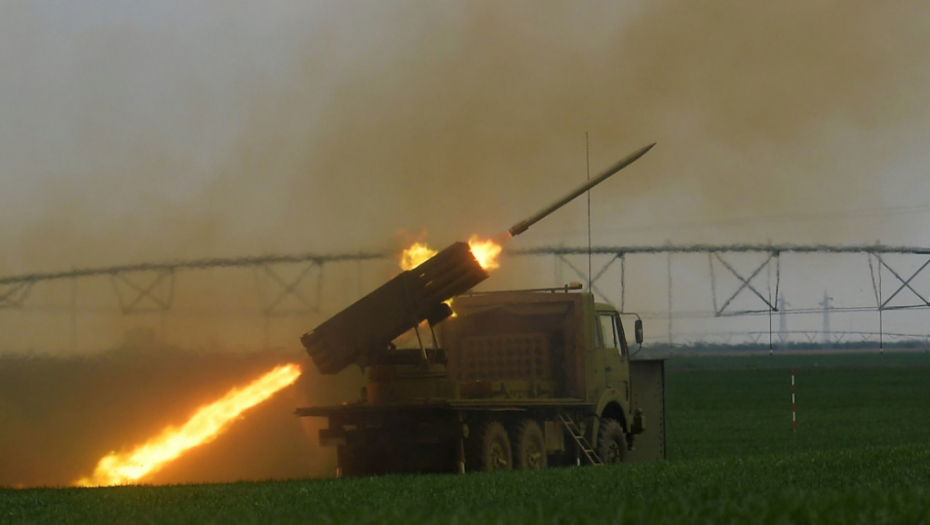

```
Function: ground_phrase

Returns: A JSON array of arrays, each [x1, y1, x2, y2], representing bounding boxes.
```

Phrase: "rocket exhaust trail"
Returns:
[[75, 363, 301, 487]]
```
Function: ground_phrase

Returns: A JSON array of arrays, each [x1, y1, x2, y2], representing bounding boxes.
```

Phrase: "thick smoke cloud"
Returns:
[[3, 0, 929, 273]]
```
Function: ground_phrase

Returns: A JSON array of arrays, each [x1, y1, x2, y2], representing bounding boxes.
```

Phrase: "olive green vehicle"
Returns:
[[296, 285, 665, 475], [296, 143, 662, 475]]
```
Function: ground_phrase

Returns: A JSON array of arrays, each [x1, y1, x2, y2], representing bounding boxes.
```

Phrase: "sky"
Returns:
[[2, 0, 930, 351]]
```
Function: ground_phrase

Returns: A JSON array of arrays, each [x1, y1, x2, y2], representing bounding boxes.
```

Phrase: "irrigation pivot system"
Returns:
[[2, 243, 929, 349]]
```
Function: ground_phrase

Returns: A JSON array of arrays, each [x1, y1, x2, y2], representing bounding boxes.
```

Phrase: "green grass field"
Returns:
[[3, 352, 929, 524]]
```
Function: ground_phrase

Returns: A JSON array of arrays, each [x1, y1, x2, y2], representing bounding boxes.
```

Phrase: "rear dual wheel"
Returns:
[[471, 419, 548, 472], [471, 421, 512, 471], [512, 419, 547, 470]]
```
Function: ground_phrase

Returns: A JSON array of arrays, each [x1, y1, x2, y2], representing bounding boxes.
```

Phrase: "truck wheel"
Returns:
[[472, 421, 512, 472], [596, 419, 627, 465], [512, 419, 547, 470]]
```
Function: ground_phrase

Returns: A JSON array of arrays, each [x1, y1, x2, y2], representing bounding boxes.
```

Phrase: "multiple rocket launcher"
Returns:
[[301, 143, 655, 375], [301, 241, 486, 374], [69, 143, 655, 485]]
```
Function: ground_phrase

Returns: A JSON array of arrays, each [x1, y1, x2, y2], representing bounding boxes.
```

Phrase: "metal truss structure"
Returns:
[[0, 252, 382, 316], [518, 244, 930, 317], [110, 269, 176, 314], [254, 261, 324, 317], [0, 281, 33, 309], [2, 244, 929, 348]]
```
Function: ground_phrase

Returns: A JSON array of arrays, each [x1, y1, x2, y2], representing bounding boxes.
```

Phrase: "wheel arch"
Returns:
[[600, 401, 628, 433], [591, 391, 630, 446]]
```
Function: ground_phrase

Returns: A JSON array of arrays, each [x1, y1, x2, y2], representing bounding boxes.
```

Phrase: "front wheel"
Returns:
[[596, 419, 627, 465]]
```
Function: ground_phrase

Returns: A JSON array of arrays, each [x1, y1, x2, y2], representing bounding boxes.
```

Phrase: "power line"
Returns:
[[543, 203, 930, 237]]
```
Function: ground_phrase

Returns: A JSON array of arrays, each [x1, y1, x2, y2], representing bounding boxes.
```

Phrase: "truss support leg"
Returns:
[[667, 252, 673, 344]]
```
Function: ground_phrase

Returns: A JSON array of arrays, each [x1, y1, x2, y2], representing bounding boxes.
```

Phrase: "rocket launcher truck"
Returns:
[[297, 144, 666, 475]]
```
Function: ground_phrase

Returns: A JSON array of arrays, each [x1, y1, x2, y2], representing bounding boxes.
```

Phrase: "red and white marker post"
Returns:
[[791, 367, 796, 432]]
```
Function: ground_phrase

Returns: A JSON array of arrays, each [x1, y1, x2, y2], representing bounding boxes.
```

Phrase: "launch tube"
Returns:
[[508, 143, 655, 237]]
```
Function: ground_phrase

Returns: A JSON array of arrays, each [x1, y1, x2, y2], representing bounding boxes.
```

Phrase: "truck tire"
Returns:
[[596, 419, 627, 465], [512, 419, 547, 470], [471, 421, 512, 472]]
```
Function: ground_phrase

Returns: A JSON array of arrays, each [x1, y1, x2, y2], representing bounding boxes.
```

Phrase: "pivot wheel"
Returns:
[[471, 421, 512, 472], [512, 419, 547, 470], [596, 418, 627, 465]]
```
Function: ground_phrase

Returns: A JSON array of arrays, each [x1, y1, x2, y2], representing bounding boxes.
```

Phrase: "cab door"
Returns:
[[597, 311, 631, 404]]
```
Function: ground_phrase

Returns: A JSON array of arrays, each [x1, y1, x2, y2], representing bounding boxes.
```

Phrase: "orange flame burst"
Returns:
[[399, 242, 437, 271], [75, 363, 302, 487], [468, 235, 502, 270], [400, 237, 502, 272]]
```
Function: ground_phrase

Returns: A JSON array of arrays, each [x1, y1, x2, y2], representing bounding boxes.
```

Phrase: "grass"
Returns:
[[4, 447, 929, 524], [3, 351, 929, 524], [665, 352, 930, 460]]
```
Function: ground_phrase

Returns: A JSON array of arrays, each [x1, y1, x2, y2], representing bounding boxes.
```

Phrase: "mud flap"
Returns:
[[627, 359, 666, 462]]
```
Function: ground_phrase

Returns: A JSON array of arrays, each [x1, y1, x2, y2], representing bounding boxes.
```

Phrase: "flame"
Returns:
[[400, 242, 437, 271], [399, 235, 500, 314], [401, 237, 501, 272], [468, 235, 502, 270], [75, 363, 302, 487]]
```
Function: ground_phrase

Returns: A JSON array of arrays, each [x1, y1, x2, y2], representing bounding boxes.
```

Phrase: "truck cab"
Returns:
[[589, 302, 647, 456]]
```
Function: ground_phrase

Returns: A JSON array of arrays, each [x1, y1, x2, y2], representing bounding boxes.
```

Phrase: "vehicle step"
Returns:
[[557, 412, 602, 466]]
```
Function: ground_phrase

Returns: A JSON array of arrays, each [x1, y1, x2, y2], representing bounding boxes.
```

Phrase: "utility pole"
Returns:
[[820, 291, 833, 349]]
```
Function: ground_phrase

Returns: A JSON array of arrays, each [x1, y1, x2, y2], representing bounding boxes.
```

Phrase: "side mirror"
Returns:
[[634, 319, 644, 344]]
